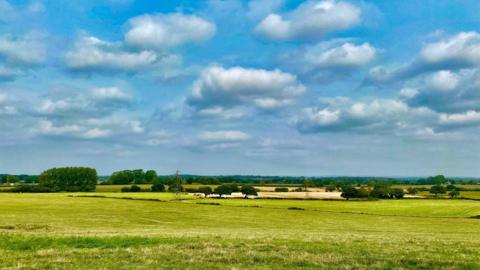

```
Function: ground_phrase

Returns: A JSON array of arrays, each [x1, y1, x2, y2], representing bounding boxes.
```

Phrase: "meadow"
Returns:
[[0, 192, 480, 269]]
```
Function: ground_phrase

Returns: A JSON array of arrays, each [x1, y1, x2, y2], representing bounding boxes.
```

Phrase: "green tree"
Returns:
[[406, 187, 418, 195], [240, 185, 258, 198], [1, 175, 19, 184], [390, 188, 405, 199], [145, 170, 158, 183], [168, 176, 183, 193], [325, 185, 336, 192], [151, 181, 165, 192], [38, 167, 97, 192], [197, 186, 213, 197], [214, 184, 232, 198], [430, 185, 446, 197]]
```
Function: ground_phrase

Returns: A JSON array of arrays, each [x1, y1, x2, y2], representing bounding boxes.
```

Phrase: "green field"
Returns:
[[0, 193, 480, 269]]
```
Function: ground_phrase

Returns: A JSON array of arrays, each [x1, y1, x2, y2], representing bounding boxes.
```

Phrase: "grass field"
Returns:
[[0, 193, 479, 269]]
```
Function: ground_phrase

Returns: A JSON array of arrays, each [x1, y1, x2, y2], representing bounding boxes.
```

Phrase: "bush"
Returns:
[[449, 190, 460, 198], [325, 185, 336, 192], [274, 187, 289, 192], [6, 184, 53, 193], [390, 188, 405, 199], [151, 182, 165, 192], [121, 185, 143, 192], [406, 187, 418, 195], [341, 186, 369, 200], [430, 185, 446, 196], [370, 186, 391, 199], [38, 167, 97, 192]]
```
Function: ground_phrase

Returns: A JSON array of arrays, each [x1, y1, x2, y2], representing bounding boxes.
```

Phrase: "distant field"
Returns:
[[0, 193, 479, 269]]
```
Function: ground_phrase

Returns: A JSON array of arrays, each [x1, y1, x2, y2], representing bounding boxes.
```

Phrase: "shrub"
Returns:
[[390, 188, 405, 199], [38, 167, 97, 192], [430, 185, 446, 196], [130, 185, 141, 192], [341, 186, 369, 200], [448, 190, 460, 198], [151, 182, 165, 192], [121, 185, 143, 192], [274, 187, 289, 192], [406, 187, 418, 195], [325, 185, 336, 192], [7, 185, 53, 193]]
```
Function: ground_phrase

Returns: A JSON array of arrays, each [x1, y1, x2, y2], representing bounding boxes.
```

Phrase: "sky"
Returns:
[[1, 0, 480, 177]]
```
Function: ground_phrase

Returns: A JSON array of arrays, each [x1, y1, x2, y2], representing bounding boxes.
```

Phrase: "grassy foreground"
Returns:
[[0, 193, 479, 269]]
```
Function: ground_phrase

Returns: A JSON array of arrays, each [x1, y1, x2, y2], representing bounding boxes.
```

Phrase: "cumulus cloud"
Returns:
[[187, 66, 305, 113], [255, 0, 361, 41], [367, 32, 480, 85], [36, 87, 133, 117], [308, 42, 376, 68], [125, 13, 216, 50], [405, 69, 480, 113], [65, 35, 158, 73], [34, 120, 112, 139], [0, 33, 46, 66], [439, 110, 480, 126], [295, 98, 419, 133], [419, 32, 480, 68], [196, 130, 251, 150], [426, 70, 460, 91], [199, 130, 251, 142]]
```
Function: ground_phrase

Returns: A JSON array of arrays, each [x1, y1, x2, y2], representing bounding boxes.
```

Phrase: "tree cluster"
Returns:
[[108, 169, 158, 185], [38, 167, 97, 192], [341, 185, 405, 200]]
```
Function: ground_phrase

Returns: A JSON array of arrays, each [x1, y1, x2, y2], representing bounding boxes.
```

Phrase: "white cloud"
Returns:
[[125, 13, 216, 50], [65, 35, 158, 72], [296, 98, 414, 133], [420, 32, 480, 66], [439, 110, 480, 125], [90, 87, 132, 101], [188, 66, 305, 112], [199, 130, 251, 142], [0, 33, 46, 66], [36, 87, 133, 117], [294, 41, 376, 69], [35, 120, 112, 139], [427, 70, 460, 91], [399, 88, 419, 99], [255, 0, 361, 41]]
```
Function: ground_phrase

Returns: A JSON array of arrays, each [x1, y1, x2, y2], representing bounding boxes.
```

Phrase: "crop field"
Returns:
[[0, 193, 479, 269]]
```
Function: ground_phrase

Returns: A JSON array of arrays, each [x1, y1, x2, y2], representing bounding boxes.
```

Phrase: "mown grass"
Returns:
[[78, 192, 480, 218], [0, 193, 479, 269]]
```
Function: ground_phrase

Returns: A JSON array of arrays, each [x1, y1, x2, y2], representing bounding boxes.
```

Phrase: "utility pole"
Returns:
[[175, 170, 182, 200]]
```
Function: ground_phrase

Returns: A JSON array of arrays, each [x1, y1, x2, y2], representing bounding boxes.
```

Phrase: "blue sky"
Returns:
[[1, 0, 480, 177]]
